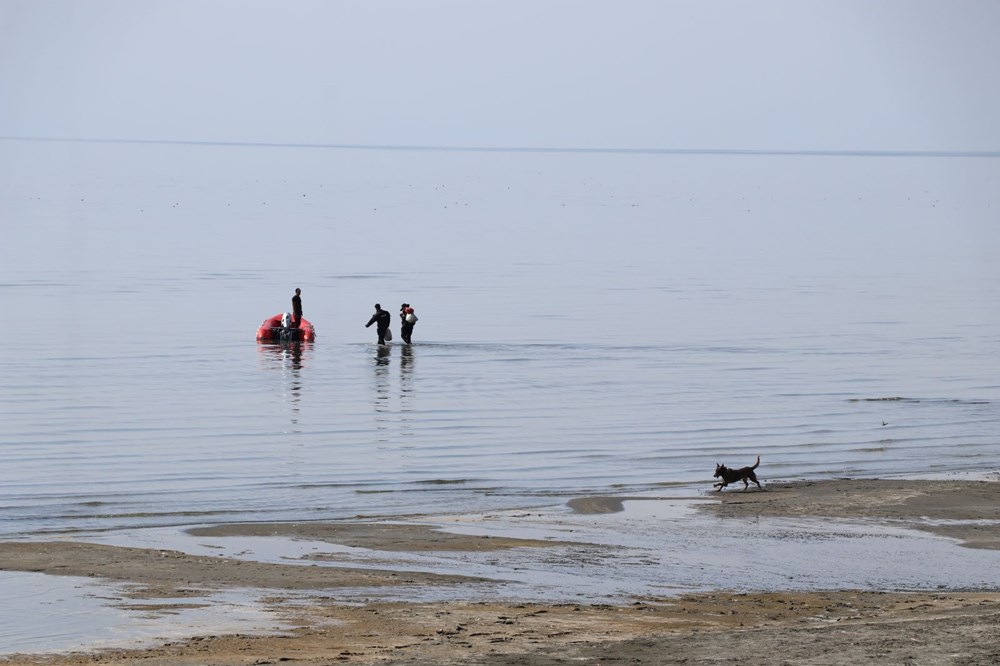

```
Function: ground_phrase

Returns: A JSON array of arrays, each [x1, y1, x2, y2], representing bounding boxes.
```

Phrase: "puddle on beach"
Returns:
[[7, 489, 1000, 654], [0, 571, 289, 655]]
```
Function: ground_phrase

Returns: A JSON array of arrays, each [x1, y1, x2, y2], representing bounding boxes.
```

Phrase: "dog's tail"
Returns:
[[752, 455, 760, 469]]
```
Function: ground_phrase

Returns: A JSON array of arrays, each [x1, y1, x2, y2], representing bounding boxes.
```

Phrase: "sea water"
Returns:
[[1, 138, 998, 540]]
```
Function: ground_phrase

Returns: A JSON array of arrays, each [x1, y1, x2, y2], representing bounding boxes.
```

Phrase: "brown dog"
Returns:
[[713, 456, 762, 491]]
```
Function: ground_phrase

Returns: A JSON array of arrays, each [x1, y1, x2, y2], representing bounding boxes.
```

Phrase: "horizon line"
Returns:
[[2, 135, 999, 159]]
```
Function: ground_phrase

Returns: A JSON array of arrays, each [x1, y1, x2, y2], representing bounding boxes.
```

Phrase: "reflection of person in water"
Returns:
[[400, 342, 414, 369], [365, 303, 391, 345], [373, 344, 391, 415], [287, 343, 303, 416], [400, 342, 414, 389], [290, 288, 302, 328]]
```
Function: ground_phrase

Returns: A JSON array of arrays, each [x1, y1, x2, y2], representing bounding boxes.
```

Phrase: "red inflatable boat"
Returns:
[[256, 313, 316, 342]]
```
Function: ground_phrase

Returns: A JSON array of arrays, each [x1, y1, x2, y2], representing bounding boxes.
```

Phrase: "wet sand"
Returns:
[[2, 478, 1000, 665]]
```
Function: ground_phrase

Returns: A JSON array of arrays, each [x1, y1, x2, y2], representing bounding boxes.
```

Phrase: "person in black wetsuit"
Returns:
[[365, 303, 391, 345], [399, 303, 417, 344], [290, 288, 302, 328]]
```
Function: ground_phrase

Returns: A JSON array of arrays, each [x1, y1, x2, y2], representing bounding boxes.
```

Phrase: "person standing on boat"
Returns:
[[365, 303, 391, 345], [290, 288, 302, 328], [400, 303, 417, 344]]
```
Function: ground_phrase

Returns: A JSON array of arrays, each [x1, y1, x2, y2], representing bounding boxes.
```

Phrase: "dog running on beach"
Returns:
[[713, 456, 762, 491]]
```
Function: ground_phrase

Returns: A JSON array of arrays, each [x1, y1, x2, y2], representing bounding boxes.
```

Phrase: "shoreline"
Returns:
[[3, 478, 1000, 664]]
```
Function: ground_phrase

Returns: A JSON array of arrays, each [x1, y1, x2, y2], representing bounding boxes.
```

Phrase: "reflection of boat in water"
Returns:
[[256, 313, 316, 342], [257, 337, 307, 427]]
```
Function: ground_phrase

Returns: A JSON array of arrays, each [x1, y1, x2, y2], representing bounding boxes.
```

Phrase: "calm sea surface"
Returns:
[[1, 139, 999, 538]]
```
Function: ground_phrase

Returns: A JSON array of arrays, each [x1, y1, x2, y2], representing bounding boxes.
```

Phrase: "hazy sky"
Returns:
[[2, 0, 998, 151]]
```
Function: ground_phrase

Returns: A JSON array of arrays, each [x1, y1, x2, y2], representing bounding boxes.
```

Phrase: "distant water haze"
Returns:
[[2, 2, 999, 152]]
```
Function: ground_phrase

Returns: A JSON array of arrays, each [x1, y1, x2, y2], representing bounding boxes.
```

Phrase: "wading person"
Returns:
[[400, 303, 417, 344], [365, 303, 392, 345]]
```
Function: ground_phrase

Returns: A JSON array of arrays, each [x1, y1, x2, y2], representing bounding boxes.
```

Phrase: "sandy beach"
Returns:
[[3, 478, 1000, 665]]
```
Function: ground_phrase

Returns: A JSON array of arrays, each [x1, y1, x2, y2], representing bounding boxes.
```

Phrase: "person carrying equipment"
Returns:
[[400, 303, 418, 344], [365, 303, 392, 345]]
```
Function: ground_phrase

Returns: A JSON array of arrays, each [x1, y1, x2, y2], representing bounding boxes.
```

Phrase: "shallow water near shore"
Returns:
[[2, 139, 1000, 652], [6, 483, 1000, 655]]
